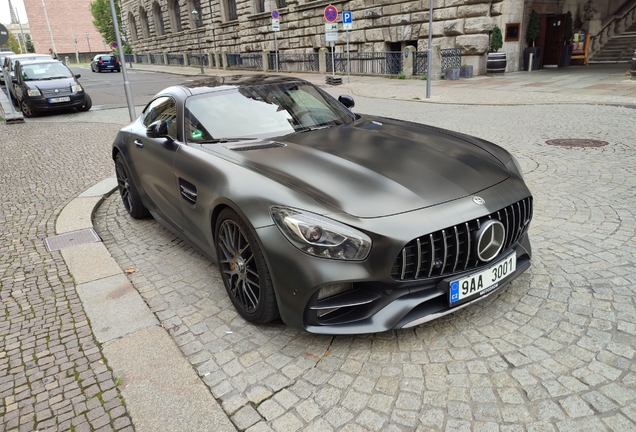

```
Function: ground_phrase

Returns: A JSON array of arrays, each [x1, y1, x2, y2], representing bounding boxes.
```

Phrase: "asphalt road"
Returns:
[[68, 65, 199, 109]]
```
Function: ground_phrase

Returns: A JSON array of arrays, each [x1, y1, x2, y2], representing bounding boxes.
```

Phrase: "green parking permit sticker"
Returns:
[[191, 129, 203, 139]]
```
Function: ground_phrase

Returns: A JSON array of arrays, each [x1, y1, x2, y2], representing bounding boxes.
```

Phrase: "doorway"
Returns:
[[543, 15, 565, 67]]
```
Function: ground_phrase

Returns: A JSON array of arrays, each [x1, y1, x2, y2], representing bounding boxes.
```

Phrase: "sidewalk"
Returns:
[[124, 62, 636, 106]]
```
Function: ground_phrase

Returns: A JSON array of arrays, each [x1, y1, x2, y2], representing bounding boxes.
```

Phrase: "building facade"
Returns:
[[120, 0, 633, 74], [23, 0, 104, 58]]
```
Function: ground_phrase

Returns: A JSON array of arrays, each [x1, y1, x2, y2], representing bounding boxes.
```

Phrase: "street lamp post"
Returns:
[[86, 33, 92, 60], [41, 0, 57, 54], [192, 10, 204, 74]]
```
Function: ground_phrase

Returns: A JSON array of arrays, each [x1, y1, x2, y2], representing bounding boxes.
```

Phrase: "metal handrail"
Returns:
[[591, 1, 636, 40]]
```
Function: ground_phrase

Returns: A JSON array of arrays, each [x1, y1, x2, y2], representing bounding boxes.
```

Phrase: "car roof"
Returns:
[[17, 59, 64, 66], [8, 53, 51, 60], [181, 74, 312, 95]]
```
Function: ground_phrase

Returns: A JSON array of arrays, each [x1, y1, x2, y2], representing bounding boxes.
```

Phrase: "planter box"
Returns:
[[486, 52, 506, 75], [523, 47, 542, 71], [445, 68, 460, 80], [560, 44, 573, 67], [460, 65, 473, 78]]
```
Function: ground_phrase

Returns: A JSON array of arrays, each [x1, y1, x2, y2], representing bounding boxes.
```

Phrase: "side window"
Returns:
[[142, 96, 178, 138]]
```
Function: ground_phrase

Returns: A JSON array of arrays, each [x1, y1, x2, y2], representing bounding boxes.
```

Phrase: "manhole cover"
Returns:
[[546, 139, 608, 147], [44, 228, 101, 252]]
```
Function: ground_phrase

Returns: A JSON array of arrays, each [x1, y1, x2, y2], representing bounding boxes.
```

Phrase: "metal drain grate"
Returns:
[[546, 139, 608, 148], [45, 228, 101, 252]]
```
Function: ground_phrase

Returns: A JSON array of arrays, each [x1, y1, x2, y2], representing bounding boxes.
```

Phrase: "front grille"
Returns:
[[391, 197, 533, 281], [41, 88, 71, 97]]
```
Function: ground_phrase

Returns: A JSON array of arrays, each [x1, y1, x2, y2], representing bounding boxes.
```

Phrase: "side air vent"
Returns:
[[227, 142, 286, 151]]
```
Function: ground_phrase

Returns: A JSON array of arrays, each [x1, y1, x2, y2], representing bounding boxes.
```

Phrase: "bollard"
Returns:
[[64, 56, 70, 66], [528, 53, 533, 72], [631, 49, 636, 80]]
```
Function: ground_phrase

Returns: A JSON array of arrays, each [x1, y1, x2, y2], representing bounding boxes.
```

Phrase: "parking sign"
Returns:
[[342, 11, 352, 30]]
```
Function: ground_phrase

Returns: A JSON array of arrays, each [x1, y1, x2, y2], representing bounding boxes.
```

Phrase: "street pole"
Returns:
[[41, 0, 57, 54], [16, 11, 27, 53], [70, 28, 80, 63], [86, 33, 92, 60], [331, 43, 335, 78], [426, 0, 433, 99], [346, 29, 350, 84], [108, 0, 136, 121], [192, 10, 204, 74], [274, 30, 278, 73]]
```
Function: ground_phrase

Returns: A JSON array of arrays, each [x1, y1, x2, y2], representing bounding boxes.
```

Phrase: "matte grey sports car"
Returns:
[[112, 75, 533, 334]]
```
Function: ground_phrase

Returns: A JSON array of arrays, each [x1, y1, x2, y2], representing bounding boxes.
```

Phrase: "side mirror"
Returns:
[[146, 120, 173, 142], [12, 77, 18, 84], [75, 74, 81, 79], [338, 95, 355, 109]]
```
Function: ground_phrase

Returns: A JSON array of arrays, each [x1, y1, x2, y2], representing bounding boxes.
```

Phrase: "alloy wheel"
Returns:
[[218, 220, 261, 314], [20, 100, 33, 117], [115, 162, 133, 214]]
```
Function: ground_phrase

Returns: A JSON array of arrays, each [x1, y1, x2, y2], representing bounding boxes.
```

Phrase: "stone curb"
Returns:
[[55, 179, 237, 432]]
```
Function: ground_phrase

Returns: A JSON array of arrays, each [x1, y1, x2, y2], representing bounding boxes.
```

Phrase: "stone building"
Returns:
[[120, 0, 635, 75], [22, 0, 104, 58]]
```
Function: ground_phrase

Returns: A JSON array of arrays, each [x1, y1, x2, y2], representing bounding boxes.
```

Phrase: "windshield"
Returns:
[[21, 63, 73, 81], [184, 82, 354, 143]]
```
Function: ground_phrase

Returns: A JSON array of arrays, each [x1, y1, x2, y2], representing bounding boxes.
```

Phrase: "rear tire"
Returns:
[[215, 208, 279, 324], [115, 154, 149, 219]]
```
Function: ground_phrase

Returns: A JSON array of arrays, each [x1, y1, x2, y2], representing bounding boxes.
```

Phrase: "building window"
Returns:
[[140, 8, 150, 38], [170, 0, 183, 32], [278, 0, 286, 8], [128, 12, 138, 41], [226, 0, 237, 21], [256, 0, 265, 13], [153, 2, 165, 35]]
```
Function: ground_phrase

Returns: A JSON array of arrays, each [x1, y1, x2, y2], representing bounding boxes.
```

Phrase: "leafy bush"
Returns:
[[490, 25, 503, 52], [526, 10, 540, 46]]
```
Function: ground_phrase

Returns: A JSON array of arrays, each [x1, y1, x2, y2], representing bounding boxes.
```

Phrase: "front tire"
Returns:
[[215, 209, 279, 324], [77, 94, 92, 112], [20, 99, 34, 117], [115, 154, 149, 219]]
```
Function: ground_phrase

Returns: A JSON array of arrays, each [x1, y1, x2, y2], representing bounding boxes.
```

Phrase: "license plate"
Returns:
[[48, 96, 70, 103], [449, 253, 516, 305], [107, 65, 114, 68]]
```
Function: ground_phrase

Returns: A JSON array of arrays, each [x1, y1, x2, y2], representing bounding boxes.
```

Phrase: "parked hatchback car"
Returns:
[[13, 59, 92, 117], [113, 75, 533, 334], [91, 54, 121, 72]]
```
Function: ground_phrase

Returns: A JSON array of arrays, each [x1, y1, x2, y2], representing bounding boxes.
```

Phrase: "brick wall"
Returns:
[[23, 0, 105, 56]]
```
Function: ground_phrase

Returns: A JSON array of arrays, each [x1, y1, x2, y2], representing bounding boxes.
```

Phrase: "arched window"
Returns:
[[128, 12, 138, 41], [140, 8, 150, 38], [170, 0, 183, 32], [153, 2, 165, 36]]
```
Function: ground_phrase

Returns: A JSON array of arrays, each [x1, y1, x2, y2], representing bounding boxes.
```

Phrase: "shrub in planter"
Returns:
[[445, 68, 460, 80], [524, 10, 541, 70], [487, 25, 506, 75], [460, 64, 473, 78], [561, 11, 573, 67]]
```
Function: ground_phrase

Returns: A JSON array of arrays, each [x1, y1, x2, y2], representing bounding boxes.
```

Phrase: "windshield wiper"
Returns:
[[44, 76, 70, 80], [197, 137, 259, 143], [295, 124, 335, 133]]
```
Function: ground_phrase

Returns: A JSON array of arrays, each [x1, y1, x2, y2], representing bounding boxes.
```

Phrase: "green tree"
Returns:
[[526, 10, 541, 46], [90, 0, 122, 47], [1, 31, 22, 54], [490, 25, 503, 52]]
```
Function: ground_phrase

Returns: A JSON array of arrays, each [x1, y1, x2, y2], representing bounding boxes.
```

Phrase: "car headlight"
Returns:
[[506, 154, 525, 181], [27, 89, 41, 97], [71, 84, 83, 92], [271, 206, 371, 261]]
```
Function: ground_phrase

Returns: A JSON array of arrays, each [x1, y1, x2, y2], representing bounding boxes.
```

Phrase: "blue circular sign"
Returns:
[[271, 9, 279, 19], [324, 5, 338, 23]]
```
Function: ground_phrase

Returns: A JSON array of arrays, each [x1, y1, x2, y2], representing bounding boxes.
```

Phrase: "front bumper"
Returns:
[[256, 177, 533, 334], [25, 93, 85, 112]]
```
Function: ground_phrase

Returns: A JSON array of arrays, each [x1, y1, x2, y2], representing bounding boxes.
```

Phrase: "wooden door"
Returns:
[[544, 15, 565, 66]]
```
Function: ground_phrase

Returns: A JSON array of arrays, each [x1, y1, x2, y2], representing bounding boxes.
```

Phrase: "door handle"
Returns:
[[134, 139, 144, 148]]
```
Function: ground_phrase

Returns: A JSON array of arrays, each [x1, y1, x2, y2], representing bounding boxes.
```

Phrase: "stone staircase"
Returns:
[[589, 16, 636, 63]]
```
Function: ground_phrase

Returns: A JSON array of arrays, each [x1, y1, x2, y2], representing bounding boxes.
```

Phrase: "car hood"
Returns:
[[26, 77, 76, 91], [208, 116, 511, 218]]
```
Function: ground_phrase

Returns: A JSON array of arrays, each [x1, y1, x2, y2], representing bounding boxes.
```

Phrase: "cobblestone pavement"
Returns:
[[94, 97, 636, 431], [0, 120, 134, 431]]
